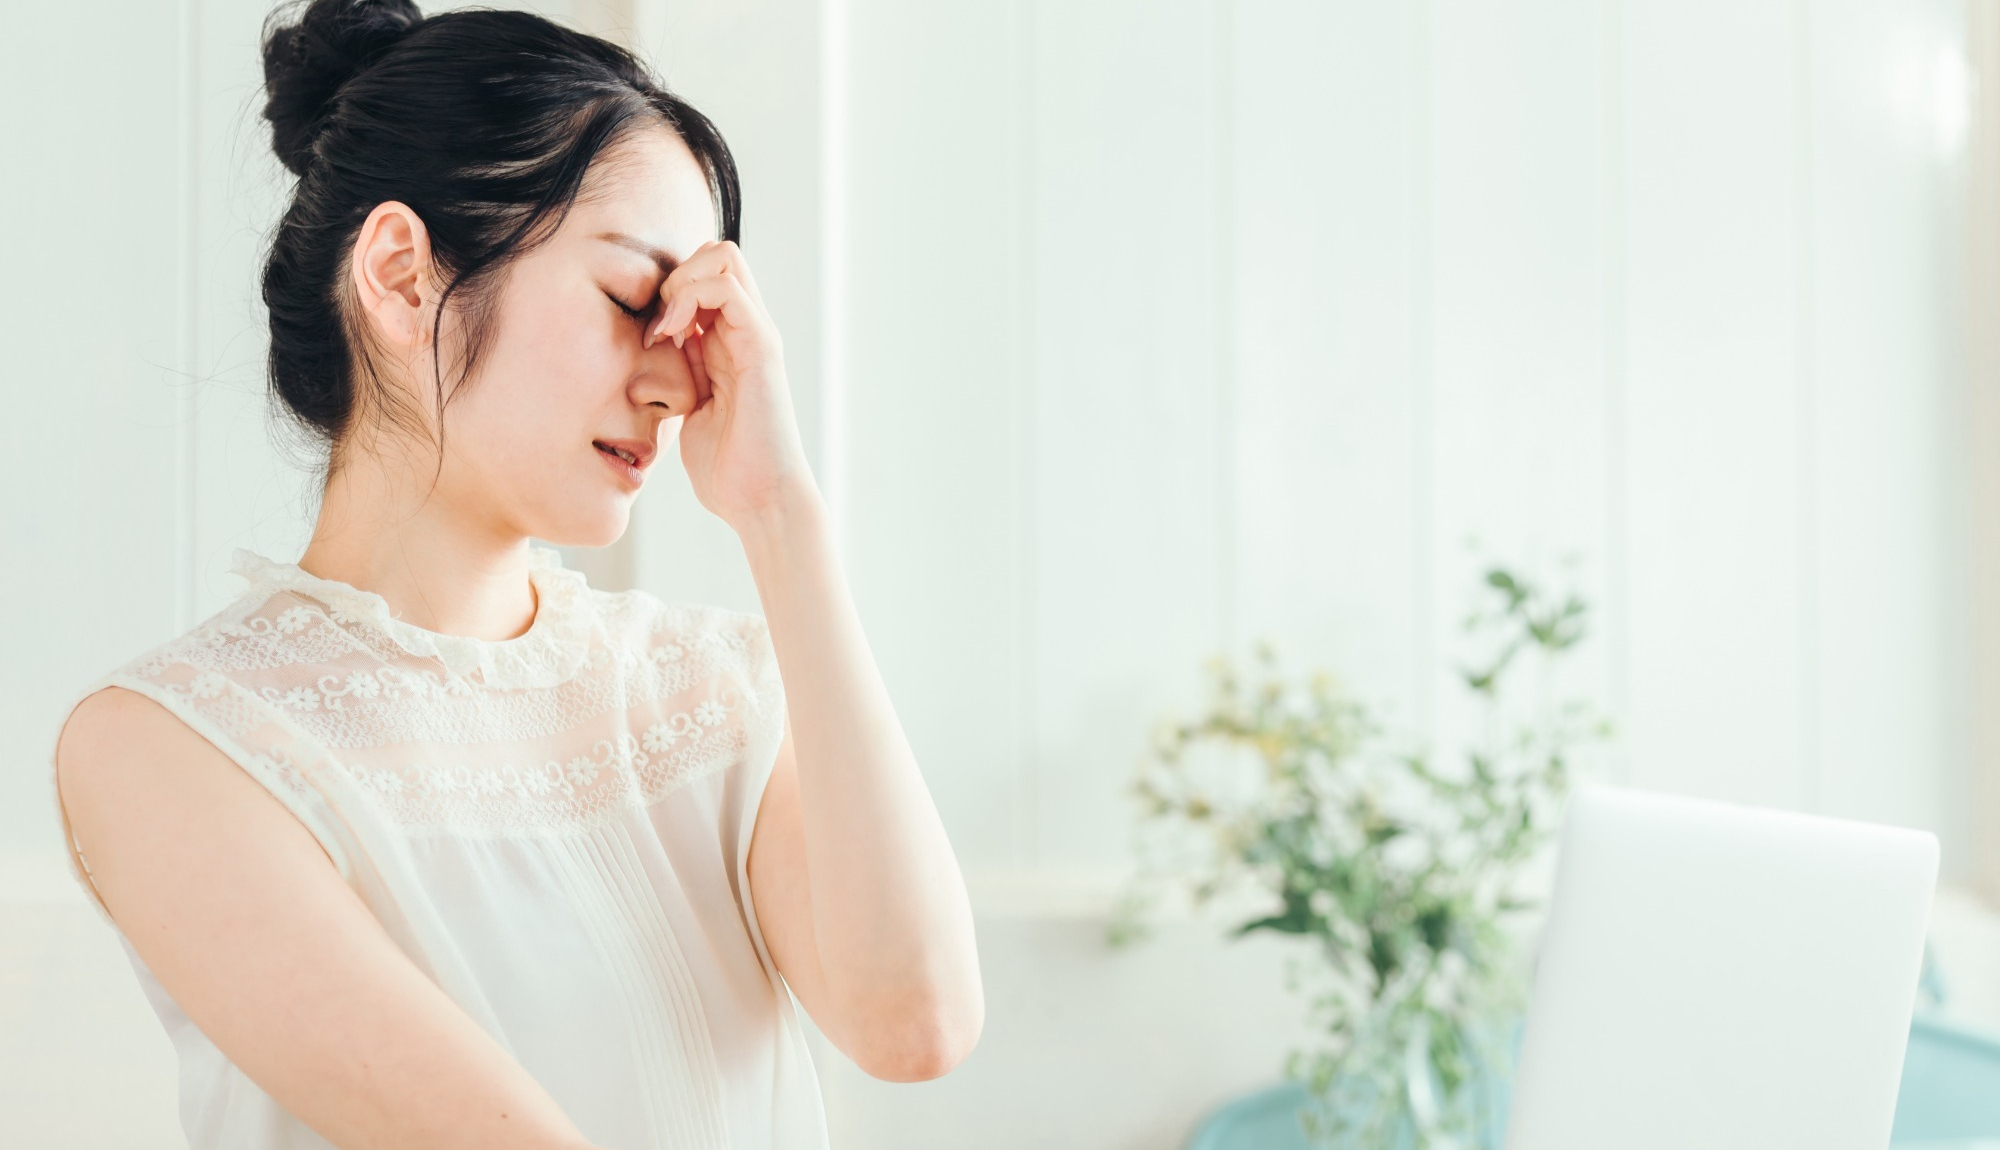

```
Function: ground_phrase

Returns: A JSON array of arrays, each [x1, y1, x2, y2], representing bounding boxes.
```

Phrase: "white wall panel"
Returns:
[[1, 6, 194, 1145], [1808, 0, 1968, 858], [2, 0, 186, 858], [1619, 0, 1809, 807], [1027, 0, 1227, 874], [1231, 0, 1425, 725], [1424, 0, 1614, 764], [191, 0, 323, 618], [836, 0, 1031, 870]]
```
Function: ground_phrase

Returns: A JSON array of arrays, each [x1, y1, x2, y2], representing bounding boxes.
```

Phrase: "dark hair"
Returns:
[[258, 0, 741, 480]]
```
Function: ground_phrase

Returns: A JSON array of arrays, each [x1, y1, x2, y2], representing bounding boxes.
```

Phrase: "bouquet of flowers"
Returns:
[[1108, 566, 1611, 1148]]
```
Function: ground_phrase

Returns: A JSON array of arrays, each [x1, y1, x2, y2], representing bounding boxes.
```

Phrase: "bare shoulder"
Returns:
[[52, 684, 597, 1150], [57, 684, 181, 778], [55, 683, 338, 873]]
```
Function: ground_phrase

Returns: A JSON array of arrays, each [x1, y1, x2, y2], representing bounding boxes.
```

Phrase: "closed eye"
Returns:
[[607, 292, 654, 323]]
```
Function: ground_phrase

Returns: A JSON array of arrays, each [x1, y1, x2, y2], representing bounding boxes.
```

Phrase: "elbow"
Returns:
[[857, 997, 985, 1083], [865, 1027, 980, 1083]]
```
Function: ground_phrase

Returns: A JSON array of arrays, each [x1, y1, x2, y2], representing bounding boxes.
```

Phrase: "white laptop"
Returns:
[[1504, 784, 1940, 1150]]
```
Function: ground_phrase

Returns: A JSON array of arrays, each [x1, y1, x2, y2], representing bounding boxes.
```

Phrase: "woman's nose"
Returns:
[[633, 347, 701, 415]]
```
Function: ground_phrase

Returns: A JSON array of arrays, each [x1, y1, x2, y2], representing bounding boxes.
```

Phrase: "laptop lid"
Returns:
[[1503, 784, 1939, 1150]]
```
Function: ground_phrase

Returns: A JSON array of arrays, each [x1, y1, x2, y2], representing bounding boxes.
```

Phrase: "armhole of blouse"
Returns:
[[50, 677, 123, 930], [49, 672, 357, 931], [731, 612, 789, 990]]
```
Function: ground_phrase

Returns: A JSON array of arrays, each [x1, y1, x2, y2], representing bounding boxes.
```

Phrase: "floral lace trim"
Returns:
[[155, 663, 774, 834], [344, 684, 759, 832], [142, 591, 756, 749], [112, 585, 787, 836], [226, 546, 596, 690]]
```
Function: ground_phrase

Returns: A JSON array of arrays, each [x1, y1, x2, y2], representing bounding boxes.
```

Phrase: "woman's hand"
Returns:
[[644, 240, 816, 531]]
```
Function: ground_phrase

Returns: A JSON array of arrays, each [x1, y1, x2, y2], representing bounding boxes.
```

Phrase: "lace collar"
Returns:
[[226, 545, 597, 690]]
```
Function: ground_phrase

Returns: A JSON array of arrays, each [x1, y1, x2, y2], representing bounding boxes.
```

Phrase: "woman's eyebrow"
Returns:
[[592, 231, 680, 275]]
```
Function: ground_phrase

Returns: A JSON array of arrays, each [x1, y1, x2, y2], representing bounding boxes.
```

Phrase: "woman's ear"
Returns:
[[349, 200, 437, 351]]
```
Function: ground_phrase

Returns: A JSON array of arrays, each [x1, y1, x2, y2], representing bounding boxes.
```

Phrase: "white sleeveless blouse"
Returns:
[[46, 545, 829, 1150]]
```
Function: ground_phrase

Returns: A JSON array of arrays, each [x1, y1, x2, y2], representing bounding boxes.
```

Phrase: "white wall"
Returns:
[[815, 0, 1974, 902], [0, 0, 1984, 1147], [5, 2, 228, 1141], [761, 0, 1983, 1144]]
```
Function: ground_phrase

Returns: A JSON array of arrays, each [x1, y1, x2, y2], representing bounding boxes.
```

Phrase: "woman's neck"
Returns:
[[299, 450, 541, 642]]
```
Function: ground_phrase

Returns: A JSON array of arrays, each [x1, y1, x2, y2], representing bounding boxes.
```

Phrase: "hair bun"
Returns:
[[261, 0, 424, 178]]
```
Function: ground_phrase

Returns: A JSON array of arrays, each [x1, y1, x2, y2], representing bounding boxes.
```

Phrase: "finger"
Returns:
[[657, 271, 758, 349], [666, 240, 767, 319], [681, 239, 765, 312], [647, 249, 715, 348], [661, 271, 745, 346], [715, 241, 765, 311], [682, 321, 713, 408]]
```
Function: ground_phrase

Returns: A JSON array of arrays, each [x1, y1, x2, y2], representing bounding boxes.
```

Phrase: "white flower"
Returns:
[[274, 607, 314, 635], [642, 723, 677, 752], [189, 672, 228, 699], [345, 672, 381, 699], [281, 686, 321, 711], [694, 700, 727, 727]]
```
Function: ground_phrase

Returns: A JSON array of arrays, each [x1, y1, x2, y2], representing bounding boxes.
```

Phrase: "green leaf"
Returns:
[[1232, 887, 1318, 937]]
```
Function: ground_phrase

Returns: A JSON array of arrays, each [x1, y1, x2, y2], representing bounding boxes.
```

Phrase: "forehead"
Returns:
[[566, 123, 719, 260]]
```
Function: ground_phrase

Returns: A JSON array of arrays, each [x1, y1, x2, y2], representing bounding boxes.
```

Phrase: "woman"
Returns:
[[48, 2, 983, 1147]]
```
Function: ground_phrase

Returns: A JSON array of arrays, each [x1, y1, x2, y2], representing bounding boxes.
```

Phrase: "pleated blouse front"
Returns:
[[46, 545, 828, 1150]]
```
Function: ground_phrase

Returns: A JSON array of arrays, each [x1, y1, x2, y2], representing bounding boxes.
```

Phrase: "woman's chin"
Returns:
[[539, 503, 632, 551]]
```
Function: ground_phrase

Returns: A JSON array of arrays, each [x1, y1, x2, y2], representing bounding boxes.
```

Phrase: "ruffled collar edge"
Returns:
[[224, 545, 596, 688]]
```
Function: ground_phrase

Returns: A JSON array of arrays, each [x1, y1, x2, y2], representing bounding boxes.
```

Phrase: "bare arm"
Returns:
[[643, 236, 982, 1082], [54, 686, 605, 1150], [738, 488, 984, 1082]]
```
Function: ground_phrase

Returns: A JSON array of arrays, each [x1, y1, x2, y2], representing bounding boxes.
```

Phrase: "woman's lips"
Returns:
[[591, 437, 655, 470], [593, 439, 650, 486]]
